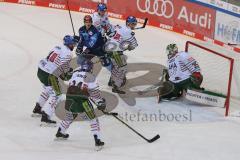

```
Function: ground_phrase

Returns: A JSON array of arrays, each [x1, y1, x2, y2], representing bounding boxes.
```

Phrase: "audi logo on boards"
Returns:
[[137, 0, 174, 18]]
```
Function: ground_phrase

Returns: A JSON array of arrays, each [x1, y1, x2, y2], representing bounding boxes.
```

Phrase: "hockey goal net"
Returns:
[[185, 41, 240, 116]]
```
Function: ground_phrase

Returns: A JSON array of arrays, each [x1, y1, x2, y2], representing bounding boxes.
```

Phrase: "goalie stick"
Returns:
[[135, 18, 148, 30], [102, 110, 160, 143], [137, 70, 165, 95], [137, 80, 164, 95]]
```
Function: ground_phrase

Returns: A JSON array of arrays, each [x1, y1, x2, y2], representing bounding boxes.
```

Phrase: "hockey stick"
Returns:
[[137, 69, 167, 95], [227, 43, 240, 46], [103, 111, 118, 116], [66, 0, 76, 35], [102, 111, 160, 143], [135, 18, 148, 30]]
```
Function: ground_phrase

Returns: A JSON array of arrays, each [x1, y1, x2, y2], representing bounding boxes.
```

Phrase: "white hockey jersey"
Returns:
[[92, 12, 113, 36], [68, 68, 102, 103], [105, 25, 138, 52], [38, 45, 72, 77], [168, 51, 201, 83]]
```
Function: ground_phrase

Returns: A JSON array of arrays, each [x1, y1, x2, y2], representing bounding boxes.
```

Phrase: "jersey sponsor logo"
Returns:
[[49, 3, 65, 9], [136, 0, 174, 19], [18, 0, 35, 5], [88, 31, 93, 36]]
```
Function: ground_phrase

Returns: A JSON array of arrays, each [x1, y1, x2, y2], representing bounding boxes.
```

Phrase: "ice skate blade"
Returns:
[[31, 113, 41, 118], [95, 145, 104, 151], [40, 122, 57, 127], [54, 137, 68, 141]]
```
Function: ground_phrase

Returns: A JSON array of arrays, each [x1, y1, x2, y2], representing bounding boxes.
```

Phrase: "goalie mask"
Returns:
[[166, 44, 178, 59]]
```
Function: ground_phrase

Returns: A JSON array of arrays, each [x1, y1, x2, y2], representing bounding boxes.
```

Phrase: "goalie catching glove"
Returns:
[[60, 68, 74, 81]]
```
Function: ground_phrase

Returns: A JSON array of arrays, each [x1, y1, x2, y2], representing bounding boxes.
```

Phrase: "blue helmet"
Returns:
[[126, 16, 137, 24], [63, 35, 76, 46], [97, 3, 107, 12], [78, 58, 94, 72]]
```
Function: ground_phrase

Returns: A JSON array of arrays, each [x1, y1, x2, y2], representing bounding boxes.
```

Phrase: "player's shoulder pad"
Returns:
[[92, 12, 98, 16], [79, 26, 88, 32], [92, 12, 98, 20], [53, 46, 62, 52], [55, 46, 61, 50]]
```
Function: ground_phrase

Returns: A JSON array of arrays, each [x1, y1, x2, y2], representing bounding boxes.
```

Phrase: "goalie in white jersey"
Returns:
[[32, 35, 78, 125], [104, 16, 138, 94], [158, 44, 203, 102], [55, 58, 105, 150]]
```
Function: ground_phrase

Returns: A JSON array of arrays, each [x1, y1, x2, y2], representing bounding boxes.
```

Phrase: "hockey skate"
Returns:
[[108, 77, 113, 87], [55, 128, 69, 140], [94, 135, 104, 151], [40, 111, 57, 127], [112, 85, 125, 94], [31, 103, 42, 117]]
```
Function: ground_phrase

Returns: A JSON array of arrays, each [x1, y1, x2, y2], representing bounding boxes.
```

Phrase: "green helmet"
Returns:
[[166, 44, 178, 58]]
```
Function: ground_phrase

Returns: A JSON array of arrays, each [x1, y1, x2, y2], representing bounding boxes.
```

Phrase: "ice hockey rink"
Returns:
[[1, 3, 240, 160]]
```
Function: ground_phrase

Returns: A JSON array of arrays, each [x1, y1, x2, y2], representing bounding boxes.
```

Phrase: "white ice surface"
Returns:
[[0, 3, 240, 160]]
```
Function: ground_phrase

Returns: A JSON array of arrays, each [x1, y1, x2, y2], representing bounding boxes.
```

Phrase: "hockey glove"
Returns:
[[128, 45, 135, 51], [64, 68, 74, 81], [96, 98, 106, 111], [73, 36, 80, 43], [75, 47, 83, 56], [100, 55, 111, 67], [59, 68, 73, 81], [82, 48, 90, 55]]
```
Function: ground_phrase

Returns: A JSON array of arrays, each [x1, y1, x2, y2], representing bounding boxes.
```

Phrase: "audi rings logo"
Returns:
[[137, 0, 174, 18]]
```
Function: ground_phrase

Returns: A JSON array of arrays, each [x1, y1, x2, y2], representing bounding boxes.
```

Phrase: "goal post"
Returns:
[[185, 41, 239, 116]]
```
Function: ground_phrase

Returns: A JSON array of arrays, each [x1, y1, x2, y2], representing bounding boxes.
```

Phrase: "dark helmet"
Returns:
[[84, 15, 93, 23]]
